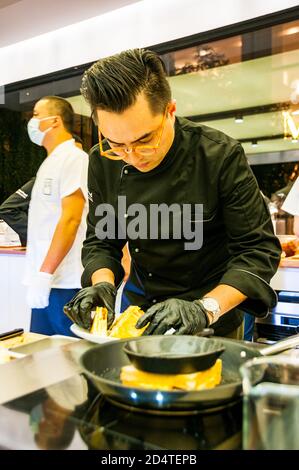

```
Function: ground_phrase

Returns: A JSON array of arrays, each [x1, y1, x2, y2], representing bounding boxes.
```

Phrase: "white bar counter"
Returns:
[[0, 248, 31, 332], [271, 263, 299, 293]]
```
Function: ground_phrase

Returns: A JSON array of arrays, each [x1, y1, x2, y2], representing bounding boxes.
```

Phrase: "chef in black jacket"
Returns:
[[64, 49, 281, 338], [0, 178, 34, 246]]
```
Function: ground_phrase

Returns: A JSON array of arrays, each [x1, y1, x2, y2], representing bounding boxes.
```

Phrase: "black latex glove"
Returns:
[[136, 298, 209, 335], [63, 282, 117, 330]]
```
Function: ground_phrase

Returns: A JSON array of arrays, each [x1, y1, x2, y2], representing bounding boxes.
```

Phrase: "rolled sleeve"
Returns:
[[220, 268, 277, 316], [218, 144, 281, 317], [60, 152, 88, 200]]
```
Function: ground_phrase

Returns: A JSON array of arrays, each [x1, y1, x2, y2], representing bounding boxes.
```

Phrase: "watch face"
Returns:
[[202, 298, 220, 315]]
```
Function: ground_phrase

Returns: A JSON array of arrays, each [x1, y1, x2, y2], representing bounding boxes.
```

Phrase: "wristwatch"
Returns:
[[199, 297, 221, 325]]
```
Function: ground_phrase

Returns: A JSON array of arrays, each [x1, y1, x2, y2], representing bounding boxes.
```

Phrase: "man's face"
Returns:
[[32, 99, 58, 133], [97, 93, 176, 173]]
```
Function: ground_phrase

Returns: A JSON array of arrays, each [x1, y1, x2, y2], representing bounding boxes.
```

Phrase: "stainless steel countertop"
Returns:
[[0, 338, 94, 405], [0, 336, 299, 451]]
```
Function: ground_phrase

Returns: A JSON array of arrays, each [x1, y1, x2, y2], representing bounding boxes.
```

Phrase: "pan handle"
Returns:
[[260, 333, 299, 356]]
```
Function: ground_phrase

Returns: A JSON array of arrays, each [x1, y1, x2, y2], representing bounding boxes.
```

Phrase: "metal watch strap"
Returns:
[[202, 309, 212, 327], [199, 297, 221, 325], [194, 300, 212, 327]]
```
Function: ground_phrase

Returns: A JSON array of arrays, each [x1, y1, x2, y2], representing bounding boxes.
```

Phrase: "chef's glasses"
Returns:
[[98, 106, 168, 160]]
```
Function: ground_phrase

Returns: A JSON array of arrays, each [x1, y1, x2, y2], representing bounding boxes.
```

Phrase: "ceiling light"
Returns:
[[235, 115, 243, 123], [199, 48, 208, 57], [251, 140, 258, 147], [282, 26, 299, 36], [234, 40, 242, 48], [283, 110, 299, 140]]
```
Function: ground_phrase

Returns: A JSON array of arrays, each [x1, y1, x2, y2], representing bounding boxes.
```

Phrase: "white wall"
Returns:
[[0, 0, 298, 86]]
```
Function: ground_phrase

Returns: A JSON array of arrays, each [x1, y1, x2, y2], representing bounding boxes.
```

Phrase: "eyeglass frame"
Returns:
[[97, 105, 169, 160]]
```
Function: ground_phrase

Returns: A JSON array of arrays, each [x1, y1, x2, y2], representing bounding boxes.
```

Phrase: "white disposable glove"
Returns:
[[26, 272, 53, 309]]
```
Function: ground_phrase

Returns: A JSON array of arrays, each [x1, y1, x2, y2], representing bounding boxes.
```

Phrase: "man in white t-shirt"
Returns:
[[24, 96, 88, 336], [282, 177, 299, 236]]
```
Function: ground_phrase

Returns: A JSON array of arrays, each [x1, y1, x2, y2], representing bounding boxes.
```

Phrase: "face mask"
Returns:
[[27, 116, 57, 146]]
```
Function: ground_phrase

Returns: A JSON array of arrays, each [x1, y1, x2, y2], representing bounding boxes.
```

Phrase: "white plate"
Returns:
[[70, 323, 118, 344]]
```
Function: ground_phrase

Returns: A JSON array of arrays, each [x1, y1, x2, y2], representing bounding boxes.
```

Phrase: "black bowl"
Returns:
[[123, 335, 225, 375]]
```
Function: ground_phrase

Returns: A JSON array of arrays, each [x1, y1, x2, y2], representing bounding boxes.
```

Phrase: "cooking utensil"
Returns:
[[241, 356, 299, 450], [71, 320, 214, 344], [80, 334, 299, 411], [123, 335, 225, 374], [0, 328, 24, 341]]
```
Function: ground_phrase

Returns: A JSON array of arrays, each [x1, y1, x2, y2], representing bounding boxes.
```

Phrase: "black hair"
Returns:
[[72, 133, 83, 145], [42, 96, 74, 133], [80, 48, 171, 122]]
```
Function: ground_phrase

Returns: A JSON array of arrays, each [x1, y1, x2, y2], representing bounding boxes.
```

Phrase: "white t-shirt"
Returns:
[[282, 177, 299, 216], [24, 139, 88, 288]]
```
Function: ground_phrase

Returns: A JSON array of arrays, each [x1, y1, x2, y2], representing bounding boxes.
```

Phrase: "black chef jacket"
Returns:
[[82, 117, 281, 336], [0, 177, 35, 246]]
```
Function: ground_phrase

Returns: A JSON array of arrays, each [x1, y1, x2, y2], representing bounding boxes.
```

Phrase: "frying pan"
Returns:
[[80, 334, 299, 411], [122, 336, 225, 374]]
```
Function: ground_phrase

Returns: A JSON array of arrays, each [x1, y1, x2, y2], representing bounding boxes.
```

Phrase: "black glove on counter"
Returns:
[[63, 282, 117, 330], [135, 298, 209, 336]]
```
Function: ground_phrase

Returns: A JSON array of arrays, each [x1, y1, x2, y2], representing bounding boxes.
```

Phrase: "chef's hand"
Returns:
[[136, 298, 209, 335], [26, 272, 53, 309], [63, 282, 117, 330]]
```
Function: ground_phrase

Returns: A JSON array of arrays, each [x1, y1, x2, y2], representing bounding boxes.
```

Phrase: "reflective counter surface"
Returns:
[[0, 338, 243, 450], [6, 337, 299, 451]]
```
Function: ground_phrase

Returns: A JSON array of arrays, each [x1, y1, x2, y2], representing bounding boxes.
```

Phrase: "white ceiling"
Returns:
[[0, 0, 141, 47]]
